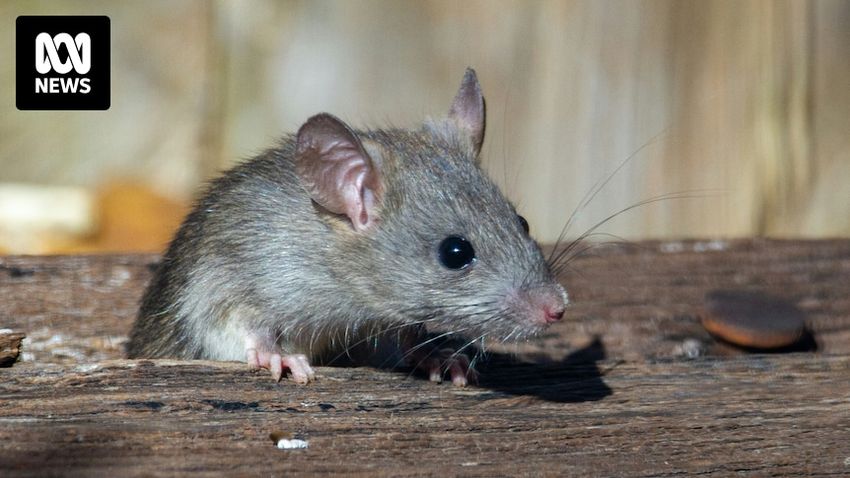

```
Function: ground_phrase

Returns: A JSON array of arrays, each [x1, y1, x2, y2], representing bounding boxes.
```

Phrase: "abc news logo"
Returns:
[[17, 16, 110, 110], [35, 32, 93, 93]]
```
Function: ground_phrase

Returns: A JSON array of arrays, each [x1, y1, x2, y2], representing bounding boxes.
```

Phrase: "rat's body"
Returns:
[[127, 69, 567, 385]]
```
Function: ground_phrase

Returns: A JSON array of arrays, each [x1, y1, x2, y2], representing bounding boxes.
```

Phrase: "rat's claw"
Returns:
[[246, 348, 261, 370], [448, 353, 476, 387], [414, 348, 477, 387], [281, 354, 315, 384], [428, 361, 443, 383], [443, 350, 477, 387], [245, 336, 315, 384], [269, 353, 284, 382]]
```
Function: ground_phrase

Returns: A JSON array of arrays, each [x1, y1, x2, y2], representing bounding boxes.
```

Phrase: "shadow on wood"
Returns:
[[476, 338, 613, 403]]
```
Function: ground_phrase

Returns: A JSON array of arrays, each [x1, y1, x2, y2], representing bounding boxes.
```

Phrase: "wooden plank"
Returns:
[[1, 240, 849, 475], [1, 239, 849, 364], [1, 356, 848, 476], [537, 238, 850, 361], [0, 254, 157, 365]]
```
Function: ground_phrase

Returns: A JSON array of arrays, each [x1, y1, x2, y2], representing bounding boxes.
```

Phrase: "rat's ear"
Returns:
[[448, 68, 486, 156], [295, 114, 383, 232]]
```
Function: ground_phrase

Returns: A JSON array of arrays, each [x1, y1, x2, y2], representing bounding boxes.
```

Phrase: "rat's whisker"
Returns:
[[549, 189, 724, 273], [326, 315, 444, 365], [548, 128, 671, 263]]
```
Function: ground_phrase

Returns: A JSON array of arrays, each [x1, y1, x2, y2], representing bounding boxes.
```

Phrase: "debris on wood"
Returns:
[[0, 329, 25, 367], [269, 431, 309, 449]]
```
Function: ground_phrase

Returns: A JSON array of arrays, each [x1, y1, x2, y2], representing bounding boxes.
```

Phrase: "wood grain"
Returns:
[[1, 239, 849, 476], [1, 357, 847, 476]]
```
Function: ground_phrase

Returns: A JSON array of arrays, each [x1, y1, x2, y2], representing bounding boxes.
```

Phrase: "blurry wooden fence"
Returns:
[[1, 0, 848, 251]]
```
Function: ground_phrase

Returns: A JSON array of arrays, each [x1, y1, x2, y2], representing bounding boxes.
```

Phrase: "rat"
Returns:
[[126, 68, 568, 386]]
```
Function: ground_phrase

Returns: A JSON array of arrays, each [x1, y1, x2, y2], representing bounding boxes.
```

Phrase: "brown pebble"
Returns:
[[701, 290, 805, 349]]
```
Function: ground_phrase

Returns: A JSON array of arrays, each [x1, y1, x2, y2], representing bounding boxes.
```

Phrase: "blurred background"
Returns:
[[1, 0, 848, 254]]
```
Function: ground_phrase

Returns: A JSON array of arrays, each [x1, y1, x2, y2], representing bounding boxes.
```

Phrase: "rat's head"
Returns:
[[294, 69, 567, 342]]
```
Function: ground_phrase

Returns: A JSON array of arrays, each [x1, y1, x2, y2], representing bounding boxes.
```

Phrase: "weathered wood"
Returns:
[[0, 331, 25, 367], [1, 356, 848, 476], [1, 240, 850, 476], [0, 254, 156, 365], [537, 238, 850, 361], [2, 239, 849, 365]]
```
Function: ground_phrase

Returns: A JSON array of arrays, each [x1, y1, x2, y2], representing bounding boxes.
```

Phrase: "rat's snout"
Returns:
[[533, 287, 567, 326], [512, 283, 569, 328]]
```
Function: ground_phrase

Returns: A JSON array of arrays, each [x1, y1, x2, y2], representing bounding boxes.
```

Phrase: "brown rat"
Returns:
[[126, 69, 567, 386]]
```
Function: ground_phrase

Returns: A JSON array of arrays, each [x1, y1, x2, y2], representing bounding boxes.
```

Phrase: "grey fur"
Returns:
[[127, 84, 566, 366]]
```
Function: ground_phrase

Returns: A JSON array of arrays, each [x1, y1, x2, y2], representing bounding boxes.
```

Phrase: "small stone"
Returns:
[[701, 290, 806, 349], [674, 339, 705, 359], [270, 431, 309, 450], [276, 438, 309, 449]]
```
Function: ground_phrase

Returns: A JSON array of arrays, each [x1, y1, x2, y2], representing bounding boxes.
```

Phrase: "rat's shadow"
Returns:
[[473, 337, 613, 403], [332, 336, 613, 403]]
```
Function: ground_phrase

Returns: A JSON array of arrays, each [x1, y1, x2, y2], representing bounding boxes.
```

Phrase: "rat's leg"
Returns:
[[244, 334, 316, 384], [417, 347, 478, 386], [400, 328, 478, 387]]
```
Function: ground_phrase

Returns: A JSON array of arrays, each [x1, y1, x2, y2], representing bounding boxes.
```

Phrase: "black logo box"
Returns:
[[16, 16, 110, 111]]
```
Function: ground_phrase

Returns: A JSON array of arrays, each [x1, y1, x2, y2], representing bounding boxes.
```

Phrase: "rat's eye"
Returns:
[[518, 215, 530, 234], [438, 236, 476, 270]]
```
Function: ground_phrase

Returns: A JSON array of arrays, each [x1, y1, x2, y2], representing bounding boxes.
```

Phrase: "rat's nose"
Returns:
[[544, 305, 565, 324], [520, 284, 568, 326]]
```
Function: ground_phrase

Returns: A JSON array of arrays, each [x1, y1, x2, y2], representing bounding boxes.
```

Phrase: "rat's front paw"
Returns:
[[414, 347, 478, 387], [246, 345, 316, 384]]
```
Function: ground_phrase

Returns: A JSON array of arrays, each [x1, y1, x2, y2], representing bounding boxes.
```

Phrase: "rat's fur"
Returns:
[[127, 70, 566, 373]]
